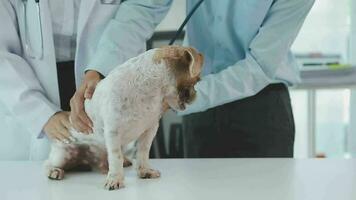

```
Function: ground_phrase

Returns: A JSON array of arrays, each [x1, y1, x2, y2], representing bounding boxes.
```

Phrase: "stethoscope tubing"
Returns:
[[169, 0, 204, 45], [21, 0, 203, 60]]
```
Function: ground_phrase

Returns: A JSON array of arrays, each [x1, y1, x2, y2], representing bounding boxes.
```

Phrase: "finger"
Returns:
[[70, 88, 93, 134], [51, 130, 68, 144], [70, 104, 92, 133], [57, 125, 71, 139], [58, 120, 77, 142], [52, 135, 62, 143], [68, 136, 77, 142], [46, 132, 58, 141], [69, 85, 86, 111], [84, 81, 97, 99], [71, 116, 91, 134], [78, 111, 93, 129], [76, 98, 93, 128], [72, 118, 89, 133], [61, 116, 72, 130], [70, 94, 85, 112], [55, 132, 70, 144], [78, 82, 87, 95], [55, 126, 71, 145], [57, 134, 70, 144], [70, 95, 93, 129]]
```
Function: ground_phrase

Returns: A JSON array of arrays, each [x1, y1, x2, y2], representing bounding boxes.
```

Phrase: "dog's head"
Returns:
[[153, 46, 204, 111]]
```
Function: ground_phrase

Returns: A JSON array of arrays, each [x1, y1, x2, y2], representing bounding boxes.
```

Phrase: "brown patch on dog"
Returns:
[[154, 46, 204, 108]]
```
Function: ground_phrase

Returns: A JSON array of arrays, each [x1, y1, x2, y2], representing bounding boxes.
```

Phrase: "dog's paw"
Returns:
[[48, 167, 65, 180], [104, 174, 125, 190], [123, 158, 132, 168], [138, 168, 161, 179]]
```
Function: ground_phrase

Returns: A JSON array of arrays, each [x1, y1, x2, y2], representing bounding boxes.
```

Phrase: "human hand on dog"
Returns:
[[70, 70, 102, 134], [44, 111, 73, 144], [162, 100, 170, 112]]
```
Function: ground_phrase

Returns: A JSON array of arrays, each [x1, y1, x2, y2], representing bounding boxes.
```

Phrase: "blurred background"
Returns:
[[149, 0, 356, 159]]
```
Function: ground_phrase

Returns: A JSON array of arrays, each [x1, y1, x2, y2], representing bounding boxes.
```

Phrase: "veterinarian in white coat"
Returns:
[[0, 0, 169, 160]]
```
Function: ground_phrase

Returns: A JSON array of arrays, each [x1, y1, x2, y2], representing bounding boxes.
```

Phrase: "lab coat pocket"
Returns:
[[18, 0, 44, 60], [100, 0, 121, 4]]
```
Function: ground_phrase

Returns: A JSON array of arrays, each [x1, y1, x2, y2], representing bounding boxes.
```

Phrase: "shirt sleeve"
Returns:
[[178, 0, 315, 115], [86, 0, 173, 76], [0, 0, 60, 138]]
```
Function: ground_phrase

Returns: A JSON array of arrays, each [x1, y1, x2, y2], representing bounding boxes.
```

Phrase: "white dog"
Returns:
[[45, 46, 204, 190]]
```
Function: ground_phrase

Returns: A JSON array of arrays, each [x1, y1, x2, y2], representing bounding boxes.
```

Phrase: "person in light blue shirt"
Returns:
[[177, 0, 315, 158], [86, 0, 315, 158]]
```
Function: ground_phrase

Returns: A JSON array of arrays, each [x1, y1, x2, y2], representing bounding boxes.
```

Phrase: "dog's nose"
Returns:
[[179, 102, 186, 110]]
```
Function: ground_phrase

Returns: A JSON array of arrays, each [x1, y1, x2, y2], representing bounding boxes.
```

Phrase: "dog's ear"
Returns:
[[154, 46, 203, 78], [183, 48, 201, 78]]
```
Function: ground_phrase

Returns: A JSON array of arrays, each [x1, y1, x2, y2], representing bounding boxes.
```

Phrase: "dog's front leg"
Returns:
[[104, 126, 125, 190], [45, 143, 72, 180], [136, 123, 161, 179]]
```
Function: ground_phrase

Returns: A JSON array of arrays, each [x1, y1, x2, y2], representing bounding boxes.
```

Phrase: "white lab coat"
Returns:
[[0, 0, 122, 160], [0, 0, 170, 161]]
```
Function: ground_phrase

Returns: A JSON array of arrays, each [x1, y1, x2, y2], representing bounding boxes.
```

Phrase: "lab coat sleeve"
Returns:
[[178, 0, 315, 115], [0, 0, 60, 137], [86, 0, 172, 76]]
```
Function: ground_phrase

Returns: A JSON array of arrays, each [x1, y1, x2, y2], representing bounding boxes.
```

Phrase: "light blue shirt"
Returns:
[[88, 0, 314, 115], [178, 0, 315, 115]]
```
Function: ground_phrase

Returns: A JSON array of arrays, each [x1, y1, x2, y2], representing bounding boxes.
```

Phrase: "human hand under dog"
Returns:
[[44, 111, 73, 144], [70, 70, 102, 134]]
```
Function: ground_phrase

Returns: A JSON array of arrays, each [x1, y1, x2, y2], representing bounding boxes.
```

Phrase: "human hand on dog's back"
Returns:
[[44, 111, 72, 143], [70, 70, 103, 134]]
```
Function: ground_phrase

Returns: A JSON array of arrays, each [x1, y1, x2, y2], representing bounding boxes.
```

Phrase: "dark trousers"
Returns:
[[56, 61, 76, 111], [182, 83, 295, 158]]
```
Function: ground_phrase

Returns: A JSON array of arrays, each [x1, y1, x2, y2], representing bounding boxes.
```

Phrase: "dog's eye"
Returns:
[[178, 87, 192, 102], [180, 88, 190, 99]]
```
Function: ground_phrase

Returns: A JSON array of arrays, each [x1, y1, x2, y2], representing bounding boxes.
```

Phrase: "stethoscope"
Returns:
[[169, 0, 204, 45], [21, 0, 204, 60]]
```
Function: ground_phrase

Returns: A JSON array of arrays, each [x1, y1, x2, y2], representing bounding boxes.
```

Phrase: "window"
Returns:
[[291, 0, 354, 158]]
